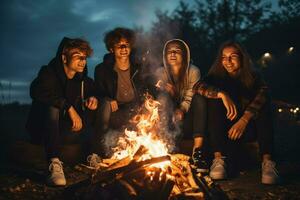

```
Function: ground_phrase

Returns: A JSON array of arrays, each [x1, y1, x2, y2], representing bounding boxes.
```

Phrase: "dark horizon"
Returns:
[[0, 0, 284, 104]]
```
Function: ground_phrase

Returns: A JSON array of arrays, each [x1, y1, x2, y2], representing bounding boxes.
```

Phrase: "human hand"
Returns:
[[85, 96, 98, 110], [174, 109, 184, 121], [228, 118, 248, 140], [218, 92, 237, 121], [110, 100, 119, 112], [68, 106, 82, 132], [165, 83, 176, 97]]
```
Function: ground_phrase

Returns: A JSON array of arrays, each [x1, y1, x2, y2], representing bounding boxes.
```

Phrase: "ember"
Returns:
[[67, 94, 227, 199]]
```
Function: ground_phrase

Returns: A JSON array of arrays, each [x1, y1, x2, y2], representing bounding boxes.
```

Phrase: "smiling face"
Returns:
[[63, 49, 87, 73], [166, 43, 183, 68], [111, 38, 131, 60], [221, 46, 241, 75]]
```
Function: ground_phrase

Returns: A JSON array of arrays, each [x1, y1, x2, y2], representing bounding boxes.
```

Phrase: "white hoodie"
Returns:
[[156, 39, 201, 112]]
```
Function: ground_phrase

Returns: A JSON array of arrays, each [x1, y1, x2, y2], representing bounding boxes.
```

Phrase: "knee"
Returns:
[[191, 94, 207, 108], [100, 99, 112, 113], [47, 106, 60, 121]]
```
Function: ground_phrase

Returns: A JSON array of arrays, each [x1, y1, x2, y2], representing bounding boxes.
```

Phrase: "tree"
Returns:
[[195, 0, 272, 48]]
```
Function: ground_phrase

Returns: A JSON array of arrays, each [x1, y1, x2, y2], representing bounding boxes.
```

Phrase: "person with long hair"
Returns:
[[193, 41, 279, 184], [155, 39, 209, 172]]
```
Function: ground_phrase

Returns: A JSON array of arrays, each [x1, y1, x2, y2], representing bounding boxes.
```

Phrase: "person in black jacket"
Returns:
[[94, 27, 147, 134], [26, 37, 102, 186]]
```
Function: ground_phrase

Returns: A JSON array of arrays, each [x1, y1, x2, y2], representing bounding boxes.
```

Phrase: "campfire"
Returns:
[[68, 94, 226, 200]]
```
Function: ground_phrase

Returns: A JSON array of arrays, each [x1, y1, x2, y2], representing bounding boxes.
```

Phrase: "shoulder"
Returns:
[[155, 66, 168, 77], [188, 64, 201, 78], [37, 65, 56, 78], [94, 62, 112, 75]]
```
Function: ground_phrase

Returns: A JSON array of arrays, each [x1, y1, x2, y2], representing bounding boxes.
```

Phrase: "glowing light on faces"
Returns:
[[221, 47, 241, 75], [166, 43, 183, 67], [112, 38, 131, 59], [65, 49, 87, 73]]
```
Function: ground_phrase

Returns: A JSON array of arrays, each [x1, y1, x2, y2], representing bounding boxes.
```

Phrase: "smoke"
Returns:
[[101, 26, 185, 157], [155, 93, 183, 153], [102, 129, 124, 157]]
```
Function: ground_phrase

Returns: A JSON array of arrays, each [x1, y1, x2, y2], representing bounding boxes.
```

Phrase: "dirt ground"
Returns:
[[0, 104, 300, 199]]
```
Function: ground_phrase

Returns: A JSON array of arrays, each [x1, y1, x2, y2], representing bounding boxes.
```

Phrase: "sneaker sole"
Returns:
[[210, 172, 227, 180], [196, 168, 209, 173], [47, 179, 66, 186], [262, 176, 278, 185]]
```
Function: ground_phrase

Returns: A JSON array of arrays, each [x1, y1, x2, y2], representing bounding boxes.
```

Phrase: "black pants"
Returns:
[[207, 99, 274, 157], [182, 94, 207, 139], [99, 99, 138, 132], [43, 106, 102, 161]]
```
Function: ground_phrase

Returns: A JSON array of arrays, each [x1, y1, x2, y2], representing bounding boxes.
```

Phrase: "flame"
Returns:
[[111, 94, 170, 168]]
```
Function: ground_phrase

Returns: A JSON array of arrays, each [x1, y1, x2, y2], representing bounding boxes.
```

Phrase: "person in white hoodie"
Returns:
[[155, 39, 208, 172]]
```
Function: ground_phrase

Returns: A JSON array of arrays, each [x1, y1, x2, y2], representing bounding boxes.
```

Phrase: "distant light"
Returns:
[[263, 52, 271, 58], [293, 110, 297, 114], [296, 107, 299, 111], [288, 47, 294, 53], [278, 108, 282, 113], [290, 108, 294, 112]]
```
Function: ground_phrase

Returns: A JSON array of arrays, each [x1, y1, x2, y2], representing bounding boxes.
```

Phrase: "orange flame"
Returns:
[[112, 94, 170, 168]]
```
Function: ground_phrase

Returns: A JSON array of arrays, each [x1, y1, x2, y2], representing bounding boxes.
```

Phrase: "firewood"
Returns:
[[172, 184, 182, 195], [171, 154, 190, 162], [184, 163, 199, 189], [133, 145, 148, 161], [106, 156, 131, 170], [102, 158, 118, 165], [159, 178, 175, 200], [118, 179, 137, 197], [183, 191, 205, 199]]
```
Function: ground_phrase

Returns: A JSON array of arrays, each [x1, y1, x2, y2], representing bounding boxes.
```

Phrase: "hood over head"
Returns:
[[162, 39, 191, 82], [48, 37, 88, 81]]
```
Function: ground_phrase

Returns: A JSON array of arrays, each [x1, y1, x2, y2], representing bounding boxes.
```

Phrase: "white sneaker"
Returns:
[[262, 160, 279, 184], [87, 153, 102, 169], [47, 158, 66, 186], [209, 157, 227, 180]]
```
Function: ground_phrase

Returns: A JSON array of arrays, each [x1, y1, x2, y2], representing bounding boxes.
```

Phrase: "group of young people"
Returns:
[[26, 27, 279, 186]]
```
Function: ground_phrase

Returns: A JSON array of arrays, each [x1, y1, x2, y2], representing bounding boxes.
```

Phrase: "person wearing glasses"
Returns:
[[193, 41, 279, 184]]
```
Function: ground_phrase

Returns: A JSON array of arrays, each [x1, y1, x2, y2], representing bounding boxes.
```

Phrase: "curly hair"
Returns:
[[63, 38, 93, 57], [208, 40, 255, 89], [104, 27, 136, 51]]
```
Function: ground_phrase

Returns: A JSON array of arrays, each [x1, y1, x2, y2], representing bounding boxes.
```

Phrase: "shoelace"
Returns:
[[49, 161, 63, 174], [87, 154, 101, 167], [211, 157, 226, 169], [263, 161, 279, 176]]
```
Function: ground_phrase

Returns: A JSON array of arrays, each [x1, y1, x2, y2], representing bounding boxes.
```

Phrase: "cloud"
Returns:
[[0, 0, 186, 103]]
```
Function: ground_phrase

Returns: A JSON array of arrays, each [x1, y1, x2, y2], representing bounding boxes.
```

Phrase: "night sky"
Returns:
[[0, 0, 277, 103]]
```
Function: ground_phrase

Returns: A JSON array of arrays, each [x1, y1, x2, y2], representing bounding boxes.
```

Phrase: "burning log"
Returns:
[[65, 155, 171, 193], [66, 94, 228, 199]]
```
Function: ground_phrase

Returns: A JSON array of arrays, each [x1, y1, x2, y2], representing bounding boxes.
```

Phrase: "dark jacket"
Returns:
[[94, 53, 149, 103], [26, 37, 95, 143], [193, 70, 269, 118]]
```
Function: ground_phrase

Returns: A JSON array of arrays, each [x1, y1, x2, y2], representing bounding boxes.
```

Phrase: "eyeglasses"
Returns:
[[222, 54, 240, 61]]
